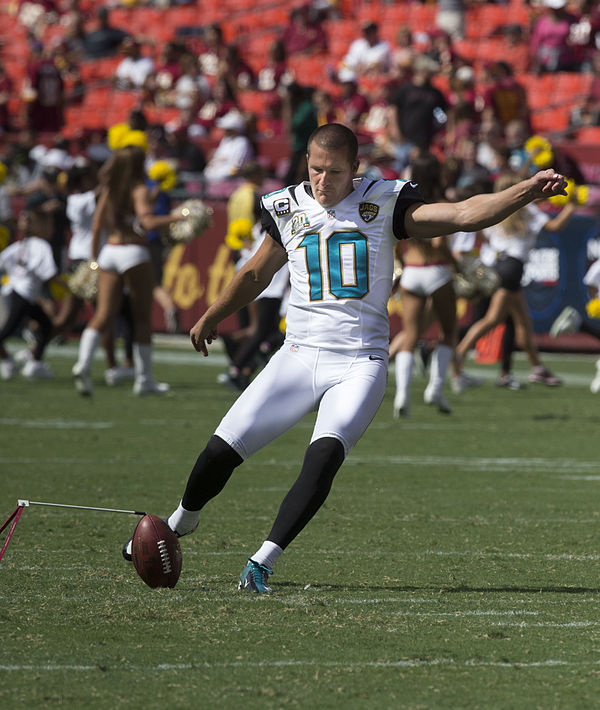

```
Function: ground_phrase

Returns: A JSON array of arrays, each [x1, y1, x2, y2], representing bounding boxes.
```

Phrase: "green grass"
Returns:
[[1, 339, 600, 709]]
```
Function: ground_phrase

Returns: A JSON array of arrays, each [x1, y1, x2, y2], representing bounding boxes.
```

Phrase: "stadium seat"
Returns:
[[465, 4, 510, 39], [576, 126, 600, 143], [531, 106, 570, 135]]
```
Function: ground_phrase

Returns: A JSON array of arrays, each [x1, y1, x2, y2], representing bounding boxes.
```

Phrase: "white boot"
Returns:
[[393, 351, 413, 418], [133, 343, 169, 396], [591, 359, 600, 394], [72, 328, 100, 395], [424, 344, 452, 413]]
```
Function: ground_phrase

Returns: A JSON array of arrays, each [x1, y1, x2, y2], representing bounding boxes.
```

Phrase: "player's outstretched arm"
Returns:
[[190, 234, 288, 355], [405, 169, 568, 240]]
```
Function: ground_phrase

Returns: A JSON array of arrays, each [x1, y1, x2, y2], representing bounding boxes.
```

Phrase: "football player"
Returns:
[[123, 123, 568, 592]]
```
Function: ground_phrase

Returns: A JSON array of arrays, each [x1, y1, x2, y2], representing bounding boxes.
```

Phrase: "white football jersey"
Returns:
[[0, 236, 57, 303], [261, 177, 422, 352]]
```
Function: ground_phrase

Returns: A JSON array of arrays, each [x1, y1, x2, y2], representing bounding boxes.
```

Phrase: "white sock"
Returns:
[[428, 344, 452, 391], [75, 328, 100, 373], [251, 541, 283, 570], [394, 351, 413, 402], [133, 342, 153, 386], [167, 502, 200, 536]]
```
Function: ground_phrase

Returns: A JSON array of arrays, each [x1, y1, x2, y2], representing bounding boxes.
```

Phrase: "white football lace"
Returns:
[[157, 539, 172, 574]]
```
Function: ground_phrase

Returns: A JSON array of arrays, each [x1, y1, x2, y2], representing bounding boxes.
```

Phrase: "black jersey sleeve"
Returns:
[[260, 204, 282, 246], [392, 182, 425, 240]]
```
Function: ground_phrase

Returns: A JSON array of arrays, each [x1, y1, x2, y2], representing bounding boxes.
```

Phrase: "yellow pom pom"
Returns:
[[0, 161, 7, 185], [0, 225, 9, 251], [586, 298, 600, 319], [107, 123, 130, 151], [225, 233, 245, 250], [525, 135, 554, 168], [49, 277, 70, 300], [576, 184, 589, 206], [121, 130, 148, 152], [548, 177, 574, 206], [225, 217, 254, 249], [148, 160, 177, 191]]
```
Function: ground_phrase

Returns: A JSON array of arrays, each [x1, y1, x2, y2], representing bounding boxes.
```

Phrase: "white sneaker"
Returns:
[[451, 372, 483, 394], [1, 358, 17, 380], [591, 359, 600, 394], [14, 349, 33, 368], [133, 379, 170, 396], [72, 363, 92, 396], [424, 385, 452, 414], [549, 306, 582, 337], [22, 359, 55, 380], [104, 366, 135, 386]]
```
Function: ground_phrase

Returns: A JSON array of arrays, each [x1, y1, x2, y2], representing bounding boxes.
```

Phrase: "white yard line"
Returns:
[[0, 418, 113, 429], [0, 658, 597, 672], [1, 453, 599, 474]]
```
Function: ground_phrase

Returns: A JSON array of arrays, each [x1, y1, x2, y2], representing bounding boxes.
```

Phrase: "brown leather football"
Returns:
[[131, 514, 182, 588]]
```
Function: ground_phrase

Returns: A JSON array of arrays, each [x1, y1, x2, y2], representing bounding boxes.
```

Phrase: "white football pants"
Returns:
[[215, 342, 389, 459]]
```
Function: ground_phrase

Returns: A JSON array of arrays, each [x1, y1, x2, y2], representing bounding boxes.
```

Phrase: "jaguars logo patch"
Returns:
[[359, 202, 379, 223]]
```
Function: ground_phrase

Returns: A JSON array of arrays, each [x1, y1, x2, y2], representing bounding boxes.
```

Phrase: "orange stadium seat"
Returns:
[[465, 4, 510, 39], [575, 126, 600, 143], [531, 106, 571, 134]]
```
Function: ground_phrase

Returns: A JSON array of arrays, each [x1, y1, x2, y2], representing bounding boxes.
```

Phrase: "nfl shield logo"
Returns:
[[359, 202, 379, 223]]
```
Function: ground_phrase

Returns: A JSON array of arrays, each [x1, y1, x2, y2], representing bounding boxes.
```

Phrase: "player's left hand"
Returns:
[[531, 168, 568, 198]]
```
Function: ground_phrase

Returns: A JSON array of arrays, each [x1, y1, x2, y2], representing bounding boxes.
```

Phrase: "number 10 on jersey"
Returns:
[[297, 231, 369, 300]]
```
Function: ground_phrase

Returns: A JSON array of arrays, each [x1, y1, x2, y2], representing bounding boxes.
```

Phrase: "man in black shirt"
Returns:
[[391, 54, 448, 151], [83, 7, 130, 60]]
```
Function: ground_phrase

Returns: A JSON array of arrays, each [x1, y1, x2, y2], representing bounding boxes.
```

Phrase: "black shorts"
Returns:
[[494, 255, 524, 292]]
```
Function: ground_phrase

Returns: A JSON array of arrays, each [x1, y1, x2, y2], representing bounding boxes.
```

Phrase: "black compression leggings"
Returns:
[[181, 435, 243, 511], [0, 291, 53, 360], [181, 435, 345, 552], [267, 437, 345, 550]]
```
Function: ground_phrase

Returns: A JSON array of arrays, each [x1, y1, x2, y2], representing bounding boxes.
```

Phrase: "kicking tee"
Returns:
[[261, 177, 422, 352]]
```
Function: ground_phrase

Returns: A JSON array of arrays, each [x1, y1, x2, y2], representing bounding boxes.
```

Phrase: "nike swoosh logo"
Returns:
[[369, 355, 383, 361], [409, 182, 418, 188]]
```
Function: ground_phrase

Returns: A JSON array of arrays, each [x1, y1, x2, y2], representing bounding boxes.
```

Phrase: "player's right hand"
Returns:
[[190, 318, 218, 357]]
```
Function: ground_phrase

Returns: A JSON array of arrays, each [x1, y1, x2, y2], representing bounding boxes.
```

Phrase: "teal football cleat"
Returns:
[[238, 558, 273, 593]]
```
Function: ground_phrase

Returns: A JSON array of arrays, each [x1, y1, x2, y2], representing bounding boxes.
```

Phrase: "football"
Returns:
[[131, 514, 182, 588]]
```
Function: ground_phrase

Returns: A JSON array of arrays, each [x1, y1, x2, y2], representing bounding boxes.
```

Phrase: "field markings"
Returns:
[[4, 549, 600, 563], [1, 453, 598, 475], [346, 455, 600, 473], [0, 418, 113, 429], [493, 621, 599, 628], [42, 341, 229, 367], [1, 658, 599, 672], [390, 610, 539, 617]]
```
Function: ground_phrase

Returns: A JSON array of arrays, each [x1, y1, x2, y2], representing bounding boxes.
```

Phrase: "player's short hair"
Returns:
[[307, 123, 358, 164]]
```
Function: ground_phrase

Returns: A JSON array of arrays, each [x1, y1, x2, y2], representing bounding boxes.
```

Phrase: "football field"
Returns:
[[1, 338, 599, 709]]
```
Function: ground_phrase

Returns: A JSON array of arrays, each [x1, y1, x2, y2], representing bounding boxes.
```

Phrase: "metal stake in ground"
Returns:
[[17, 500, 147, 516]]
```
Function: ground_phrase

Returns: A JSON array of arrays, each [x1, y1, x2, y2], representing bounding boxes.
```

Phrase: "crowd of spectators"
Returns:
[[1, 0, 600, 225]]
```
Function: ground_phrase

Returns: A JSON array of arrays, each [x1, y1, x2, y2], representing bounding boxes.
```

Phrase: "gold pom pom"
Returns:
[[586, 298, 600, 319], [148, 160, 177, 191], [525, 135, 554, 168]]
